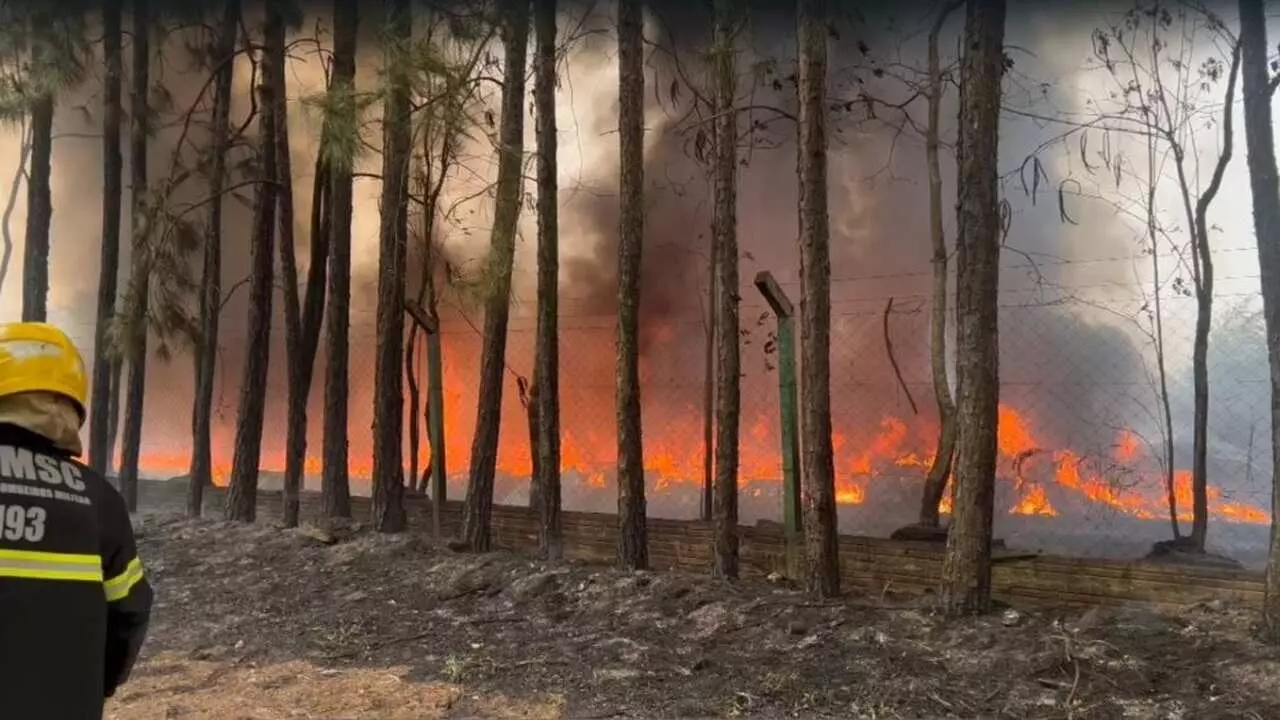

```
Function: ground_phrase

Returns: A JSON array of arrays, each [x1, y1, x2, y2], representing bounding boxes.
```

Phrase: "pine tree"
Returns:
[[89, 0, 124, 476], [460, 0, 530, 552], [371, 0, 413, 533], [796, 0, 838, 596], [711, 0, 740, 580], [188, 0, 240, 517], [532, 0, 562, 560], [225, 1, 282, 522], [939, 0, 1007, 616], [616, 0, 647, 570], [322, 0, 359, 520]]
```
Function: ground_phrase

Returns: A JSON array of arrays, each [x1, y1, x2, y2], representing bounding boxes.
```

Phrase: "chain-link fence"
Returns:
[[41, 243, 1276, 567], [405, 251, 1275, 567]]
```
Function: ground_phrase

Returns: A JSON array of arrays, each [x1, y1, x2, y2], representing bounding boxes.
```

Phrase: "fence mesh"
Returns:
[[43, 245, 1276, 567]]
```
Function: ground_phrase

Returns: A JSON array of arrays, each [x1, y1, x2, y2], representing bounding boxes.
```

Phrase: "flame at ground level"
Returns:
[[135, 403, 1268, 527]]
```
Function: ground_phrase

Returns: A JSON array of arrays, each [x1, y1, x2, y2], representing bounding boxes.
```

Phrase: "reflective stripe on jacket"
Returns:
[[0, 424, 152, 720]]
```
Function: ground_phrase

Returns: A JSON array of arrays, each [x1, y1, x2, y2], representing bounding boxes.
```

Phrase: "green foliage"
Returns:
[[302, 81, 378, 174], [0, 4, 91, 125], [106, 190, 201, 363]]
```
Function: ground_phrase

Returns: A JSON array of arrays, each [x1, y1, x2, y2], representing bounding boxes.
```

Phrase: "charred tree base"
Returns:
[[889, 523, 1008, 552], [890, 523, 950, 543], [1145, 537, 1243, 569]]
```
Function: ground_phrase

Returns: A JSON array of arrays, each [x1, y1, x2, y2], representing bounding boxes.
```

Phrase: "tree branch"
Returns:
[[404, 299, 438, 334], [882, 297, 918, 415]]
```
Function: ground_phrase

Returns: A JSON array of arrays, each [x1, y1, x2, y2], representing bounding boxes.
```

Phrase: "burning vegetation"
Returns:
[[6, 0, 1280, 641], [135, 397, 1270, 527]]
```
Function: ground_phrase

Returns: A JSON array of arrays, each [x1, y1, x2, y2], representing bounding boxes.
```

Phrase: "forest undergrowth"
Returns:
[[102, 485, 1280, 719]]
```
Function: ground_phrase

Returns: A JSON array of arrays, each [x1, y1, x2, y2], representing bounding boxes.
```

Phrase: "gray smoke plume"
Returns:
[[0, 0, 1269, 553]]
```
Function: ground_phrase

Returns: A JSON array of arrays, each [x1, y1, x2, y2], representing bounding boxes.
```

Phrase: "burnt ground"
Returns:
[[104, 510, 1280, 720]]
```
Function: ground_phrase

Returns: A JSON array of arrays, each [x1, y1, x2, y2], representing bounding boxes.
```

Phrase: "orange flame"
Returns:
[[131, 341, 1267, 529]]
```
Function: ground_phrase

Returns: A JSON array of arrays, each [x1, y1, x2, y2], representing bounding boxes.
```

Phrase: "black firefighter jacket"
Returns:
[[0, 423, 153, 719]]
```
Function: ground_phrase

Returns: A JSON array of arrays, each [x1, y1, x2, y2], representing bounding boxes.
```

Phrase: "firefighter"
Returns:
[[0, 321, 153, 719]]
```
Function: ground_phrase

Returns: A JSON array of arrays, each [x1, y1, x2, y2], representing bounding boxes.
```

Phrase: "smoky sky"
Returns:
[[7, 0, 1269, 510]]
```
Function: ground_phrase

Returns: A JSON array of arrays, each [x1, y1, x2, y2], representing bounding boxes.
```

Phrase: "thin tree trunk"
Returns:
[[323, 0, 357, 519], [461, 0, 529, 552], [189, 0, 239, 517], [1145, 123, 1179, 539], [918, 0, 962, 528], [21, 92, 52, 322], [1239, 0, 1280, 642], [1187, 46, 1240, 552], [277, 11, 329, 529], [90, 0, 124, 476], [411, 126, 446, 519], [797, 0, 838, 596], [407, 327, 421, 492], [425, 309, 446, 531], [371, 0, 412, 534], [711, 0, 739, 580], [276, 26, 301, 527], [701, 235, 716, 522], [526, 379, 541, 509], [107, 360, 122, 474], [0, 119, 30, 297], [410, 93, 446, 511], [21, 13, 54, 323], [939, 0, 1006, 617], [615, 0, 648, 571], [403, 23, 432, 499], [225, 6, 281, 523], [118, 0, 151, 513], [533, 0, 562, 560]]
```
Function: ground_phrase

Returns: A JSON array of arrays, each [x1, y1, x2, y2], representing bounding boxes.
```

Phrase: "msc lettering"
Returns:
[[0, 446, 86, 492]]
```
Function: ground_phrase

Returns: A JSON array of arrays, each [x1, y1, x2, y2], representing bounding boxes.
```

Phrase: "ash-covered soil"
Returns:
[[106, 513, 1280, 719]]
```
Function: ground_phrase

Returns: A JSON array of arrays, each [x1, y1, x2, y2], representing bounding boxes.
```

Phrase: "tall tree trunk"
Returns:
[[117, 0, 151, 513], [21, 36, 53, 323], [1187, 46, 1241, 553], [460, 0, 529, 552], [189, 0, 239, 517], [0, 118, 29, 297], [407, 328, 421, 492], [616, 0, 648, 570], [323, 0, 357, 519], [711, 0, 739, 580], [90, 0, 123, 476], [410, 92, 448, 522], [533, 0, 562, 560], [796, 0, 837, 596], [939, 0, 1006, 617], [1144, 123, 1180, 540], [278, 9, 330, 529], [1239, 0, 1280, 642], [410, 123, 447, 529], [525, 379, 541, 509], [918, 0, 962, 528], [107, 361, 121, 474], [425, 296, 446, 531], [225, 6, 281, 523], [371, 0, 412, 534], [701, 235, 716, 522]]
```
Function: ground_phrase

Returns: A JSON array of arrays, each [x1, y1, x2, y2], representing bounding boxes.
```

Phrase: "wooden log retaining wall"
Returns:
[[154, 483, 1265, 611]]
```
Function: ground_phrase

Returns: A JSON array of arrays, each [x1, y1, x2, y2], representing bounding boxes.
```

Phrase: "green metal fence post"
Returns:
[[754, 271, 803, 578]]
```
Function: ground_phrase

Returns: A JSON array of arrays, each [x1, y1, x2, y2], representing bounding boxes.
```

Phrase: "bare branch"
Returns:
[[882, 297, 918, 415]]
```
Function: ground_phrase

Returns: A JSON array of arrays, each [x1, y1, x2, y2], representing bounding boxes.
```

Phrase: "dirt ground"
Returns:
[[104, 512, 1280, 719]]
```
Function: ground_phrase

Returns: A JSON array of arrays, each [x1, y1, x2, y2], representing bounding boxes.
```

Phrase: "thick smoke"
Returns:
[[0, 0, 1269, 544]]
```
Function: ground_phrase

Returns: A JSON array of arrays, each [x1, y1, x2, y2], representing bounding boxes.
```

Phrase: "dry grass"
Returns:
[[107, 651, 565, 720], [118, 507, 1280, 718]]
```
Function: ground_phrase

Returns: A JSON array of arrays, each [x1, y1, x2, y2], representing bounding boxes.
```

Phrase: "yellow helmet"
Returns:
[[0, 322, 88, 418]]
